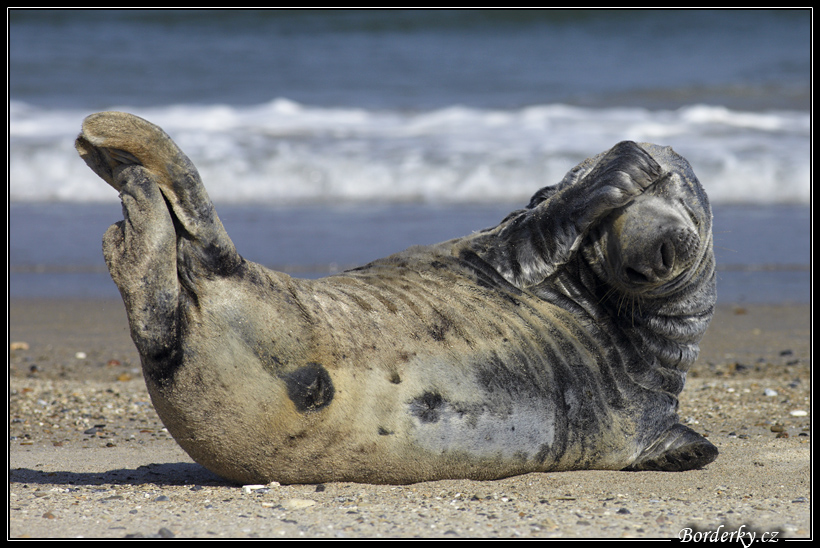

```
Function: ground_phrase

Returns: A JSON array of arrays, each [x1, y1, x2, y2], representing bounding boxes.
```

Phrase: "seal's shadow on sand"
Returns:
[[9, 463, 230, 487]]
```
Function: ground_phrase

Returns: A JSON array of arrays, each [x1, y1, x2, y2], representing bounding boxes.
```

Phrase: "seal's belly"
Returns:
[[301, 263, 639, 473], [392, 326, 637, 473]]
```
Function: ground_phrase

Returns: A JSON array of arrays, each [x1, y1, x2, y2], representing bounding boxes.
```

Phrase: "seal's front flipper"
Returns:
[[474, 141, 665, 288], [625, 424, 718, 472]]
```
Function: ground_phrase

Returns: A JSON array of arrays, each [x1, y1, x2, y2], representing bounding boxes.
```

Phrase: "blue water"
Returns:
[[9, 202, 810, 304], [9, 10, 810, 110], [8, 9, 811, 303]]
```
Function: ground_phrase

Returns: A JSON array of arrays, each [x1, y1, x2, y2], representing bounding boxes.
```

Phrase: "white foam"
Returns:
[[9, 99, 810, 205]]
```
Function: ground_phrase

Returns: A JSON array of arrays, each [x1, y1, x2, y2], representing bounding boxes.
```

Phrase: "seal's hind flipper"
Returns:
[[625, 424, 718, 472], [76, 111, 242, 279]]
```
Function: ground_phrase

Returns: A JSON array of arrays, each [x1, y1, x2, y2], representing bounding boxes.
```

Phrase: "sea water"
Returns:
[[9, 10, 810, 303]]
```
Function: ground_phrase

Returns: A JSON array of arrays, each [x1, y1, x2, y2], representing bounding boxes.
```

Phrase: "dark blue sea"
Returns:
[[9, 9, 811, 303]]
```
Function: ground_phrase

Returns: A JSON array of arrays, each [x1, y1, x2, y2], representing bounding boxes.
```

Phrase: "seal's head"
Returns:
[[580, 144, 713, 299]]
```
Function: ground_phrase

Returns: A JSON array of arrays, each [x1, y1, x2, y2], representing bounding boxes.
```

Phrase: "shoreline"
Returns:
[[9, 299, 811, 538]]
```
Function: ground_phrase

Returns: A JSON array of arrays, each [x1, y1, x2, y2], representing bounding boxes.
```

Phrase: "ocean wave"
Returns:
[[9, 99, 810, 205]]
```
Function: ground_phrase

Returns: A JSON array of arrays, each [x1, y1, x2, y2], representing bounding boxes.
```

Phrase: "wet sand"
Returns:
[[9, 298, 810, 538]]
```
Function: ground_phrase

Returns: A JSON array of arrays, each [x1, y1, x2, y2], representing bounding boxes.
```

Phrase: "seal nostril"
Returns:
[[659, 241, 675, 273], [624, 266, 650, 284]]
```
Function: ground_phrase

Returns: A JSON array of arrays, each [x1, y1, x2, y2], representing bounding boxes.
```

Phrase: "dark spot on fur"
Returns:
[[429, 324, 447, 342], [377, 426, 394, 435], [428, 311, 455, 342], [142, 340, 183, 388], [139, 291, 187, 388], [389, 372, 402, 384], [410, 392, 444, 423], [283, 363, 334, 413]]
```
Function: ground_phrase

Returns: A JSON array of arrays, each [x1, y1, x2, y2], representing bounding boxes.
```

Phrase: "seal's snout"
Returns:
[[622, 238, 672, 284], [605, 190, 702, 291], [622, 224, 698, 285]]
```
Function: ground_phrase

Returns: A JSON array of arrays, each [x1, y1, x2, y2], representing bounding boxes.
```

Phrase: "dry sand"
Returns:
[[9, 298, 811, 539]]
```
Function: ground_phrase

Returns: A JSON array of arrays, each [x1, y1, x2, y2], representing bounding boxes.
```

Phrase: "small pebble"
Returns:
[[790, 410, 808, 417], [282, 498, 316, 510], [763, 388, 778, 397], [74, 352, 87, 360]]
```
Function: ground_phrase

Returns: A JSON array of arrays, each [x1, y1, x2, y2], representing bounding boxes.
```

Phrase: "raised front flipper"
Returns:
[[473, 141, 665, 288]]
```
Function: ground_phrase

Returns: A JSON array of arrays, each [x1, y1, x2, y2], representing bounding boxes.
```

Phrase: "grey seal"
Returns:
[[76, 111, 717, 485]]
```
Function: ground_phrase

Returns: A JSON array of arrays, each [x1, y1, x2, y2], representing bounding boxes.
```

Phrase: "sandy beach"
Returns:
[[9, 298, 810, 539]]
